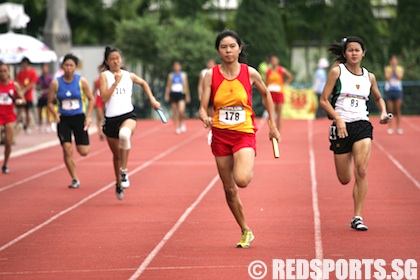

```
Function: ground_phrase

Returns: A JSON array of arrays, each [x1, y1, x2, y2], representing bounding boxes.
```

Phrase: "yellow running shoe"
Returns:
[[236, 229, 255, 248]]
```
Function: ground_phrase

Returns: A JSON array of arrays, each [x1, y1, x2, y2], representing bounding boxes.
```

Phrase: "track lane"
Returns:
[[312, 117, 420, 275], [0, 117, 418, 279]]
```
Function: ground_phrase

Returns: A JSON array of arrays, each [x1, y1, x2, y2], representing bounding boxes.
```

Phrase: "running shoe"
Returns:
[[236, 229, 255, 248], [116, 184, 124, 200], [2, 165, 10, 174], [180, 123, 187, 133], [68, 179, 80, 189], [387, 128, 394, 135], [120, 168, 130, 189], [350, 216, 368, 231], [397, 128, 404, 135]]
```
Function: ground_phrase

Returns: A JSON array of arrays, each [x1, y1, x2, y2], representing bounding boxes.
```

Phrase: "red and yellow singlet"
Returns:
[[211, 64, 257, 134], [266, 66, 284, 94]]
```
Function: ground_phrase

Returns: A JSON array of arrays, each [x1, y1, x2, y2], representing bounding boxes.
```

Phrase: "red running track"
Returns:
[[0, 116, 419, 280]]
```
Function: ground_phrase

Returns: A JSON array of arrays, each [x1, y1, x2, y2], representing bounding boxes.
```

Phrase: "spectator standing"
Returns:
[[384, 55, 404, 135], [16, 58, 38, 134], [164, 61, 191, 134], [313, 58, 329, 118], [36, 63, 54, 133]]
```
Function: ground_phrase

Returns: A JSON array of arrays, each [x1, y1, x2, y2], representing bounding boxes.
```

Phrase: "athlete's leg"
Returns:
[[3, 122, 14, 167], [96, 107, 105, 140], [275, 103, 283, 132], [178, 99, 187, 131], [118, 119, 136, 170], [62, 142, 78, 181], [386, 99, 394, 131], [351, 138, 371, 217], [171, 101, 180, 132], [232, 147, 255, 188], [216, 155, 250, 232], [333, 152, 353, 185], [394, 98, 403, 132], [106, 137, 121, 185]]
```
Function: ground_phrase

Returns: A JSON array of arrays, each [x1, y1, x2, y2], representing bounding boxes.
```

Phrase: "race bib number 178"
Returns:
[[219, 106, 246, 125]]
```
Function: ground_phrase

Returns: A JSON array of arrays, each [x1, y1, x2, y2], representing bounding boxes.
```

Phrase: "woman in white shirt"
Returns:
[[320, 37, 390, 231], [99, 46, 161, 200]]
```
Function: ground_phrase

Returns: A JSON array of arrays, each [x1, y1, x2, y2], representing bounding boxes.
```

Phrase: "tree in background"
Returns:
[[282, 0, 328, 82], [326, 0, 385, 78], [115, 16, 216, 115], [171, 0, 208, 18], [66, 0, 115, 45], [388, 0, 420, 57], [234, 0, 288, 68]]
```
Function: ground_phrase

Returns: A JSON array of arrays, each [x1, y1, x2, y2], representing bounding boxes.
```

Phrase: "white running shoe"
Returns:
[[180, 123, 187, 133], [68, 179, 80, 189], [350, 216, 368, 231], [115, 184, 124, 200], [120, 168, 130, 189]]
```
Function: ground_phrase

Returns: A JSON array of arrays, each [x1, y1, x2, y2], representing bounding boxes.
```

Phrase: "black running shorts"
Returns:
[[169, 92, 186, 104], [329, 120, 373, 154], [103, 111, 137, 139], [57, 114, 89, 145]]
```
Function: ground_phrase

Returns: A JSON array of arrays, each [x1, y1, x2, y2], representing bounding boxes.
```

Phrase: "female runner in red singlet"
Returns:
[[199, 30, 280, 248], [0, 62, 25, 173]]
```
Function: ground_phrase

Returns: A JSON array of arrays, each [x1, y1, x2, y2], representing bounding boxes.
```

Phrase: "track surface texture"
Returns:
[[1, 116, 419, 280]]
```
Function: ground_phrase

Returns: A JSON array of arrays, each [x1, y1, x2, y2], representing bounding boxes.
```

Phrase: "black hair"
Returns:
[[21, 57, 30, 64], [62, 53, 79, 66], [215, 30, 247, 64], [101, 46, 123, 71], [328, 36, 366, 64]]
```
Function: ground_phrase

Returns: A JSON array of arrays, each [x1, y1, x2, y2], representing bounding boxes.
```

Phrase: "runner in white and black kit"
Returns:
[[99, 46, 162, 200], [320, 36, 390, 231]]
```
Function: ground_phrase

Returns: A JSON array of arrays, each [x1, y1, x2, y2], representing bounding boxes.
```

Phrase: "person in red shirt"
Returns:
[[199, 30, 280, 248], [16, 57, 38, 133], [93, 65, 105, 140], [0, 62, 25, 174], [265, 55, 293, 132]]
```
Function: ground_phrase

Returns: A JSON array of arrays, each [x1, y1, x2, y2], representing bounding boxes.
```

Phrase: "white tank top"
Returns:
[[331, 64, 371, 123], [104, 70, 134, 118]]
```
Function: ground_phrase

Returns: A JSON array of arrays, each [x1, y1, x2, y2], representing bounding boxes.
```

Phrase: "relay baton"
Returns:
[[385, 113, 394, 120], [380, 113, 393, 123], [271, 138, 280, 158], [156, 109, 167, 123]]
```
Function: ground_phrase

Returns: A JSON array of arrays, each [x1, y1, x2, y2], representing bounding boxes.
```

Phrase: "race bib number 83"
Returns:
[[343, 95, 367, 113], [219, 106, 246, 125]]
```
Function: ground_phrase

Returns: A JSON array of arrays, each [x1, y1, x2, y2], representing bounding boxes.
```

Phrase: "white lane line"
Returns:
[[0, 123, 161, 161], [0, 130, 205, 253], [0, 148, 107, 192], [0, 139, 60, 160], [373, 140, 420, 190], [0, 265, 245, 276], [128, 118, 282, 279], [402, 117, 420, 131], [128, 174, 219, 280], [0, 125, 164, 192], [308, 120, 324, 261]]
